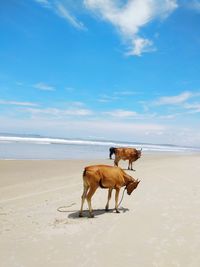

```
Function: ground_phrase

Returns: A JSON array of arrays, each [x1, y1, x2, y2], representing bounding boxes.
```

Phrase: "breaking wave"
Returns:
[[0, 135, 199, 153]]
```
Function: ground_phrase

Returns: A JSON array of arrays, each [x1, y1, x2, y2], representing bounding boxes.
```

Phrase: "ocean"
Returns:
[[0, 135, 199, 160]]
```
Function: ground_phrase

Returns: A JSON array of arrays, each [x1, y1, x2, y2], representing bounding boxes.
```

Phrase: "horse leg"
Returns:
[[86, 184, 98, 218], [114, 157, 119, 167], [115, 188, 120, 213], [105, 188, 113, 211], [79, 184, 89, 217], [128, 160, 131, 170]]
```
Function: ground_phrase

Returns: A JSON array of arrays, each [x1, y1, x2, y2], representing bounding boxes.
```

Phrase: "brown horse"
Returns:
[[79, 165, 140, 218]]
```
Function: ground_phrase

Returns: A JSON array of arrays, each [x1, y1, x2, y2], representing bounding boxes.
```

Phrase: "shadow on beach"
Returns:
[[68, 207, 129, 219]]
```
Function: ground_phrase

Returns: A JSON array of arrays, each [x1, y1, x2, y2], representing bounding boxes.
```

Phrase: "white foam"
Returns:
[[0, 135, 198, 153]]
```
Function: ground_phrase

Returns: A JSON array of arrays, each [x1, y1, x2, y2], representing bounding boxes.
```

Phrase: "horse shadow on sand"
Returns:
[[68, 207, 129, 219]]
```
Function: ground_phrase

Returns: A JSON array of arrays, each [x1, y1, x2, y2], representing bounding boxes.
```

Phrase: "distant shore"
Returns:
[[1, 153, 200, 267]]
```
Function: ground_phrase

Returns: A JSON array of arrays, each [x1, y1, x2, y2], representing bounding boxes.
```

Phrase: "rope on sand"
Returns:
[[57, 187, 126, 213], [57, 202, 76, 212], [118, 187, 126, 207]]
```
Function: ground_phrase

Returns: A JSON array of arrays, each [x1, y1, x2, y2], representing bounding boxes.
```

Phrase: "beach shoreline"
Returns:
[[1, 153, 200, 267]]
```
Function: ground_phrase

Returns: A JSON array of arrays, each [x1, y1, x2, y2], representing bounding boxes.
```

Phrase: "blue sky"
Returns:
[[1, 0, 200, 146]]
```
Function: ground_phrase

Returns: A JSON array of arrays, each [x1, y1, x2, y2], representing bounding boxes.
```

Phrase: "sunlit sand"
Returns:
[[0, 154, 200, 267]]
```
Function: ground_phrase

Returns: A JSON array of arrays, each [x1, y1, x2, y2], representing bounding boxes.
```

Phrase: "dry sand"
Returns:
[[0, 154, 200, 267]]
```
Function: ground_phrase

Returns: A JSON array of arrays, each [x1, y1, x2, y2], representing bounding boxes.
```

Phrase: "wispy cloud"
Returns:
[[103, 109, 137, 118], [114, 90, 139, 96], [184, 103, 200, 113], [159, 114, 178, 119], [34, 0, 86, 30], [98, 94, 119, 103], [69, 101, 86, 107], [23, 107, 93, 116], [0, 100, 38, 107], [183, 0, 200, 11], [84, 0, 178, 56], [33, 82, 55, 91], [35, 0, 51, 8], [55, 3, 86, 30], [154, 91, 193, 105], [98, 90, 139, 103]]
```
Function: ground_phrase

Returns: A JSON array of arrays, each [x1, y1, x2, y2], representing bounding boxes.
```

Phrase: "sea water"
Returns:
[[0, 135, 199, 160]]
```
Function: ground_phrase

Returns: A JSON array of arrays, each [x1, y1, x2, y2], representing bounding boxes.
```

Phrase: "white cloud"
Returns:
[[155, 91, 193, 105], [126, 37, 155, 56], [84, 0, 178, 56], [0, 100, 38, 107], [23, 107, 93, 116], [34, 0, 177, 54], [103, 109, 137, 118], [33, 82, 55, 91]]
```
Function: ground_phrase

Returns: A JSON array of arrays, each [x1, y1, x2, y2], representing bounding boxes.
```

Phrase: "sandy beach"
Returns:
[[0, 153, 200, 267]]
